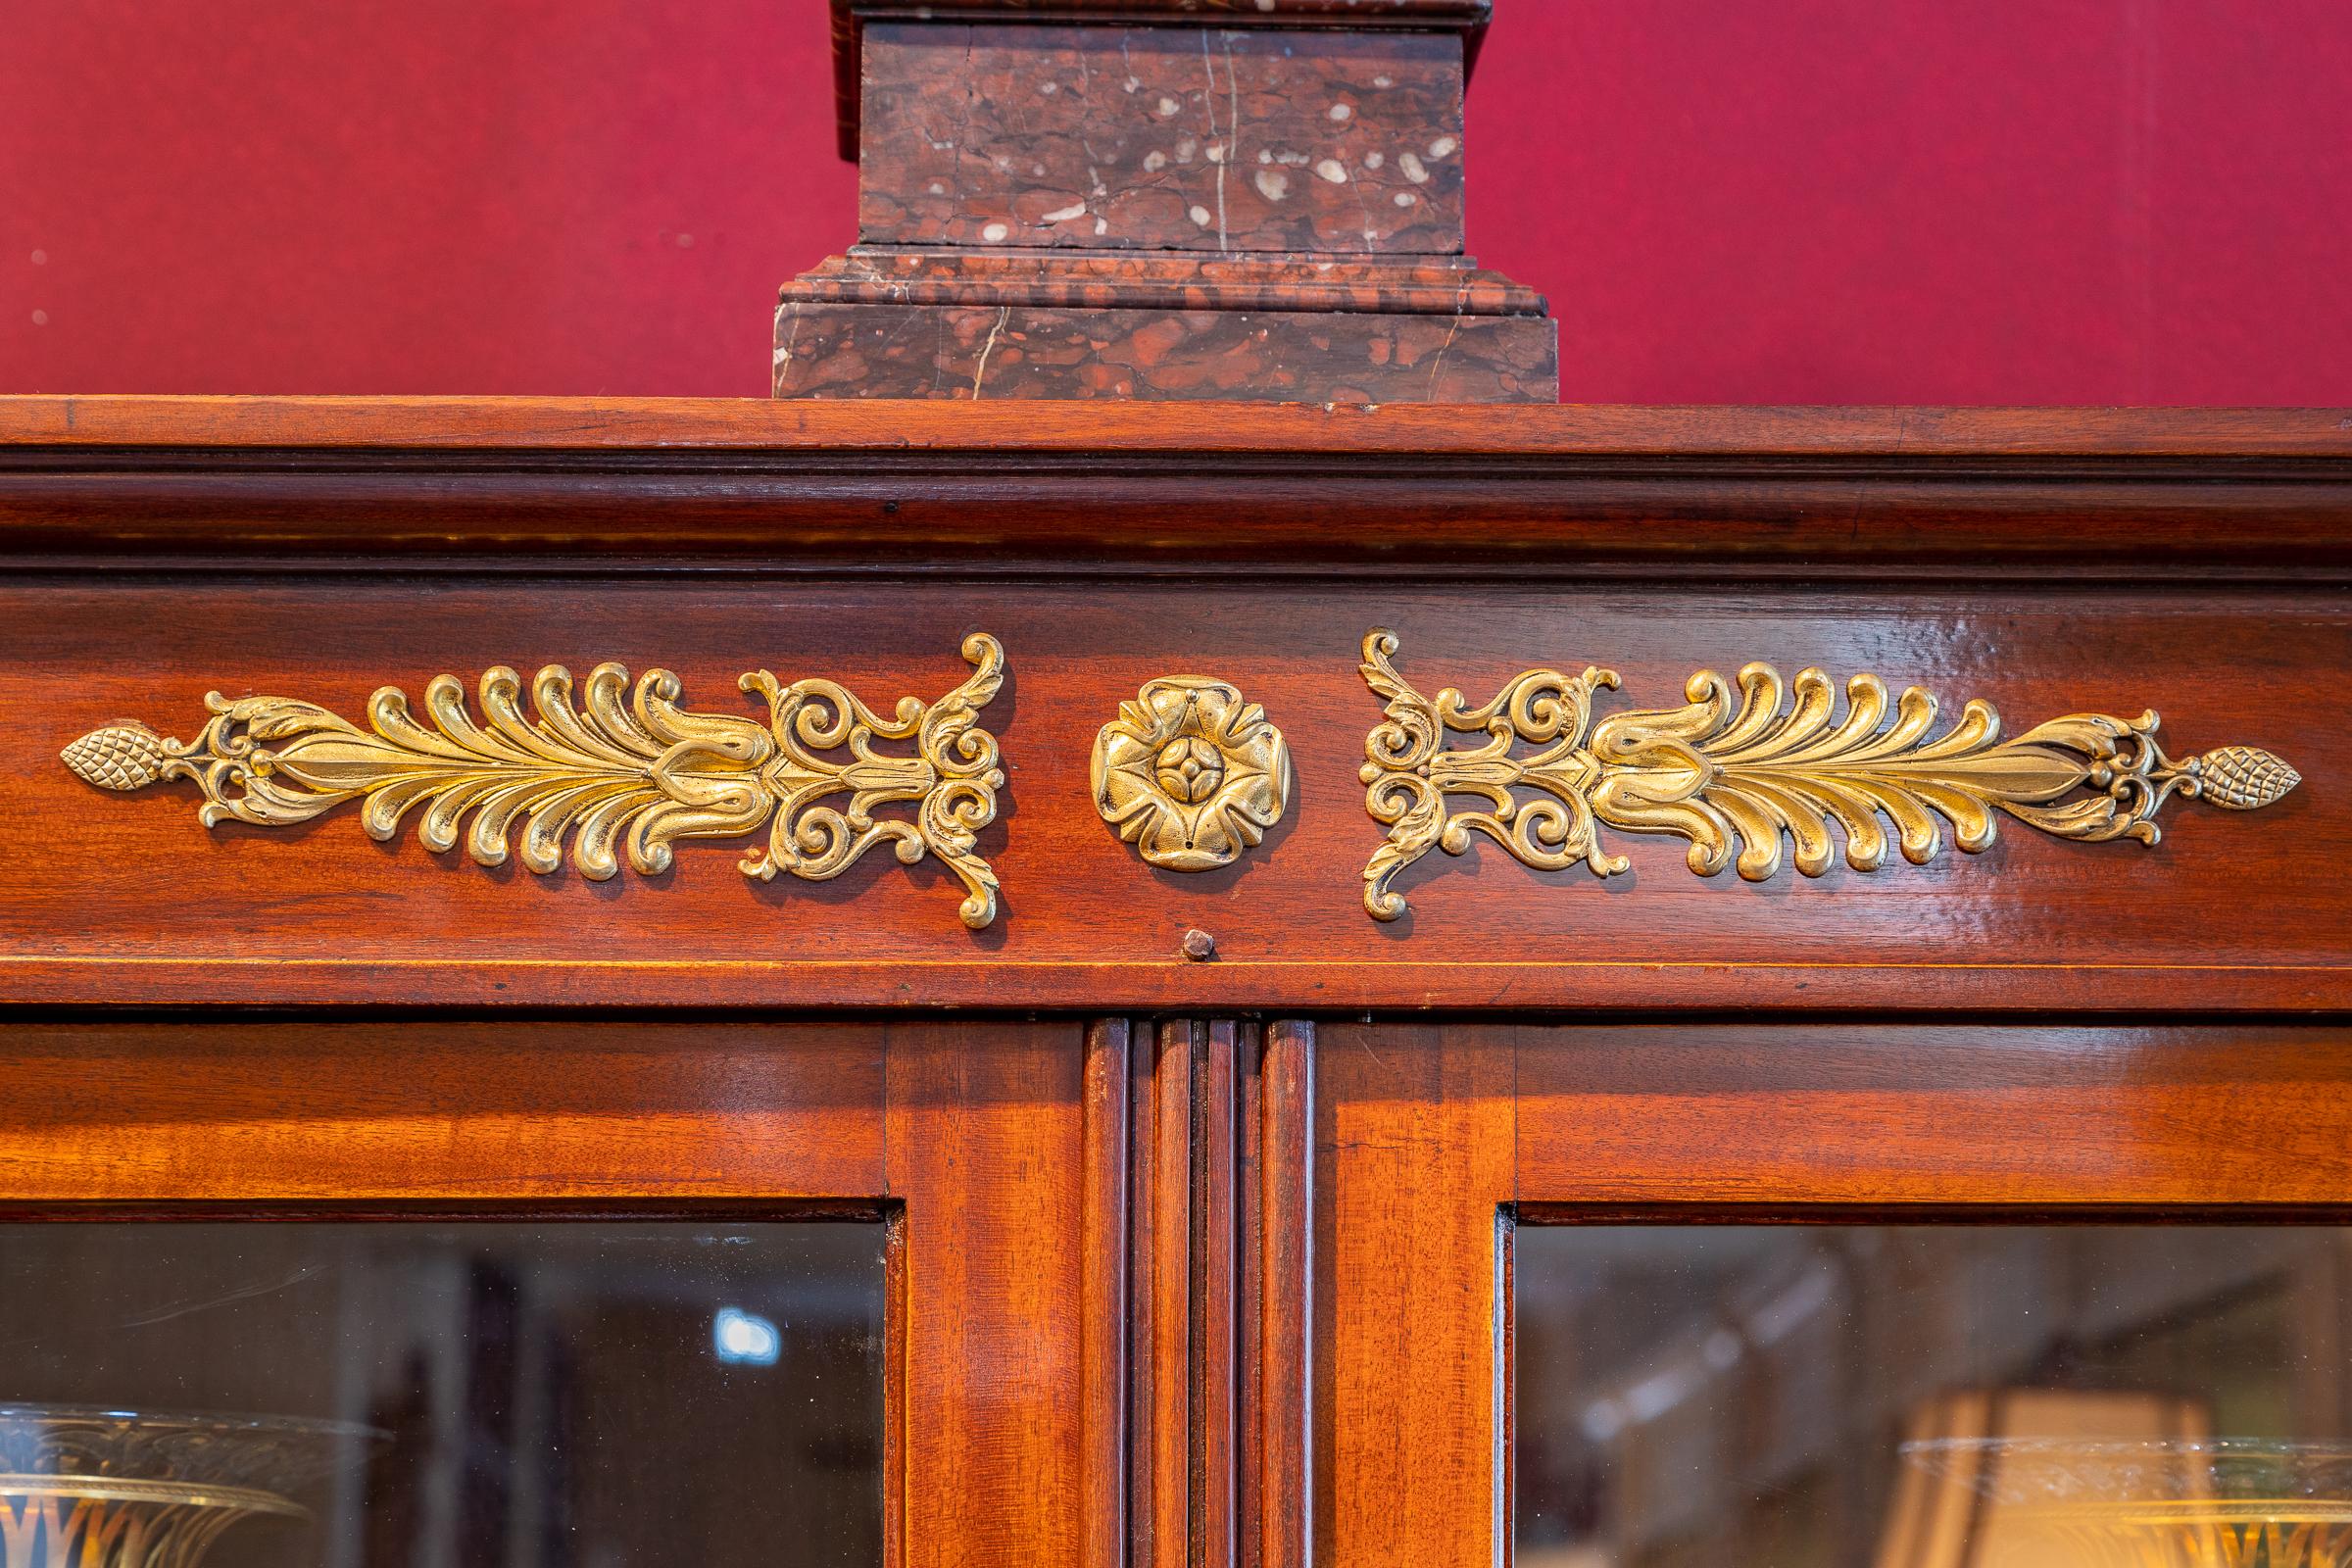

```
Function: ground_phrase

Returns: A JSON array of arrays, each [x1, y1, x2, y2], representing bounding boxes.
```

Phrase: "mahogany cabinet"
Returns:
[[2, 396, 2349, 1567]]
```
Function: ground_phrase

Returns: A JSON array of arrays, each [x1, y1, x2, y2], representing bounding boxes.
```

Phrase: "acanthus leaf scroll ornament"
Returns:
[[1357, 628, 2299, 921], [61, 634, 1009, 929]]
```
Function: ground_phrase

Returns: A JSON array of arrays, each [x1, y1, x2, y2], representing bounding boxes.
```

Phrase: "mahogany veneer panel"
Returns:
[[1315, 1022, 1511, 1566], [887, 1021, 1088, 1568], [11, 397, 2348, 456], [1081, 1020, 1133, 1568], [4, 577, 2343, 1008], [1257, 1020, 1313, 1568], [0, 1020, 885, 1202], [1512, 1023, 2352, 1207], [1138, 1020, 1195, 1568]]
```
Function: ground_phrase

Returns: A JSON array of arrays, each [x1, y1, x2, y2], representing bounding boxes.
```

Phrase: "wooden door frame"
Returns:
[[0, 1014, 1117, 1568], [1311, 1018, 2352, 1566], [0, 1010, 1319, 1568]]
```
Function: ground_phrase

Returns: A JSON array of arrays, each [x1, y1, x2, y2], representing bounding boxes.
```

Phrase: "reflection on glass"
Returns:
[[0, 1223, 884, 1568], [1904, 1438, 2352, 1568], [0, 1404, 379, 1568], [1516, 1227, 2352, 1568]]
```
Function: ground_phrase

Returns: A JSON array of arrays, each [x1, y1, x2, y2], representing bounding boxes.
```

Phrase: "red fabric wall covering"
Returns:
[[5, 0, 2347, 403]]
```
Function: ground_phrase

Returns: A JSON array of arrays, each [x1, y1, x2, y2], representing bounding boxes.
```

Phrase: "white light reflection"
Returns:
[[713, 1307, 781, 1365]]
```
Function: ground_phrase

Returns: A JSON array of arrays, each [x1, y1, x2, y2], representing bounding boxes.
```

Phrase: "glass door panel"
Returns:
[[0, 1221, 885, 1568], [1516, 1224, 2352, 1568]]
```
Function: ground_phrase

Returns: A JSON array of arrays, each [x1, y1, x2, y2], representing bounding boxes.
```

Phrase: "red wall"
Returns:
[[6, 1, 2348, 404]]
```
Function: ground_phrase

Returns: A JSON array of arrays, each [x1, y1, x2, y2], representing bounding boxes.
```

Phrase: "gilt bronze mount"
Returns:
[[61, 635, 1009, 929], [1358, 628, 2301, 921], [1092, 676, 1293, 872]]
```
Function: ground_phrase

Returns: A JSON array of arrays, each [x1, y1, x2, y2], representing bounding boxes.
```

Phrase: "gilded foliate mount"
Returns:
[[61, 635, 1008, 929], [1358, 628, 2300, 921]]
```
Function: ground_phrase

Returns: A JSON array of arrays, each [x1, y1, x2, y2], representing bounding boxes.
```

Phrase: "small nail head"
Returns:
[[1181, 928, 1216, 961]]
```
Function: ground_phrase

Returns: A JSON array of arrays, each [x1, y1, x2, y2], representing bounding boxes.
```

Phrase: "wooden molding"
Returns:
[[1257, 1020, 1315, 1568], [8, 399, 2352, 575]]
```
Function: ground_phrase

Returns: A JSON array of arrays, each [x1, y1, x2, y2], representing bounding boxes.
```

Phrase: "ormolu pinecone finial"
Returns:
[[61, 722, 168, 792], [2198, 746, 2300, 810]]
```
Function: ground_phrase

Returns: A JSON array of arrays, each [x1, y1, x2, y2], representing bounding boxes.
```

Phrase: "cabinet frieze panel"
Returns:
[[42, 616, 2320, 960]]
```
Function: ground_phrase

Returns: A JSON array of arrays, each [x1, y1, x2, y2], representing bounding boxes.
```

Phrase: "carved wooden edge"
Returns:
[[1134, 1020, 1194, 1568], [10, 403, 2352, 576], [59, 635, 1008, 931], [11, 958, 2347, 1012], [10, 397, 2349, 455], [1358, 628, 2303, 920], [1197, 1020, 1241, 1568], [1257, 1020, 1314, 1568], [1082, 1019, 1133, 1568], [1112, 1018, 1309, 1568]]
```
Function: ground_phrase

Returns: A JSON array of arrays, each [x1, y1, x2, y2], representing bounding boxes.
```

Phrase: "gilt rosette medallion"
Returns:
[[1091, 677, 1292, 871]]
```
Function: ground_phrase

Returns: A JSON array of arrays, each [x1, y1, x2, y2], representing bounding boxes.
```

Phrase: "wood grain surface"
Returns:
[[886, 1020, 1088, 1568], [10, 396, 2352, 1557], [1514, 1022, 2352, 1207], [0, 1018, 887, 1202], [1083, 1018, 1135, 1568], [10, 396, 2348, 454], [1315, 1020, 1512, 1565], [1255, 1020, 1314, 1568], [1198, 1019, 1242, 1568], [8, 400, 2350, 571], [1137, 1020, 1198, 1568]]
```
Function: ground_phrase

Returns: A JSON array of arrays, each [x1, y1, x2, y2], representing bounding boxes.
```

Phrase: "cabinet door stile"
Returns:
[[1082, 1018, 1135, 1568], [1257, 1019, 1315, 1568]]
